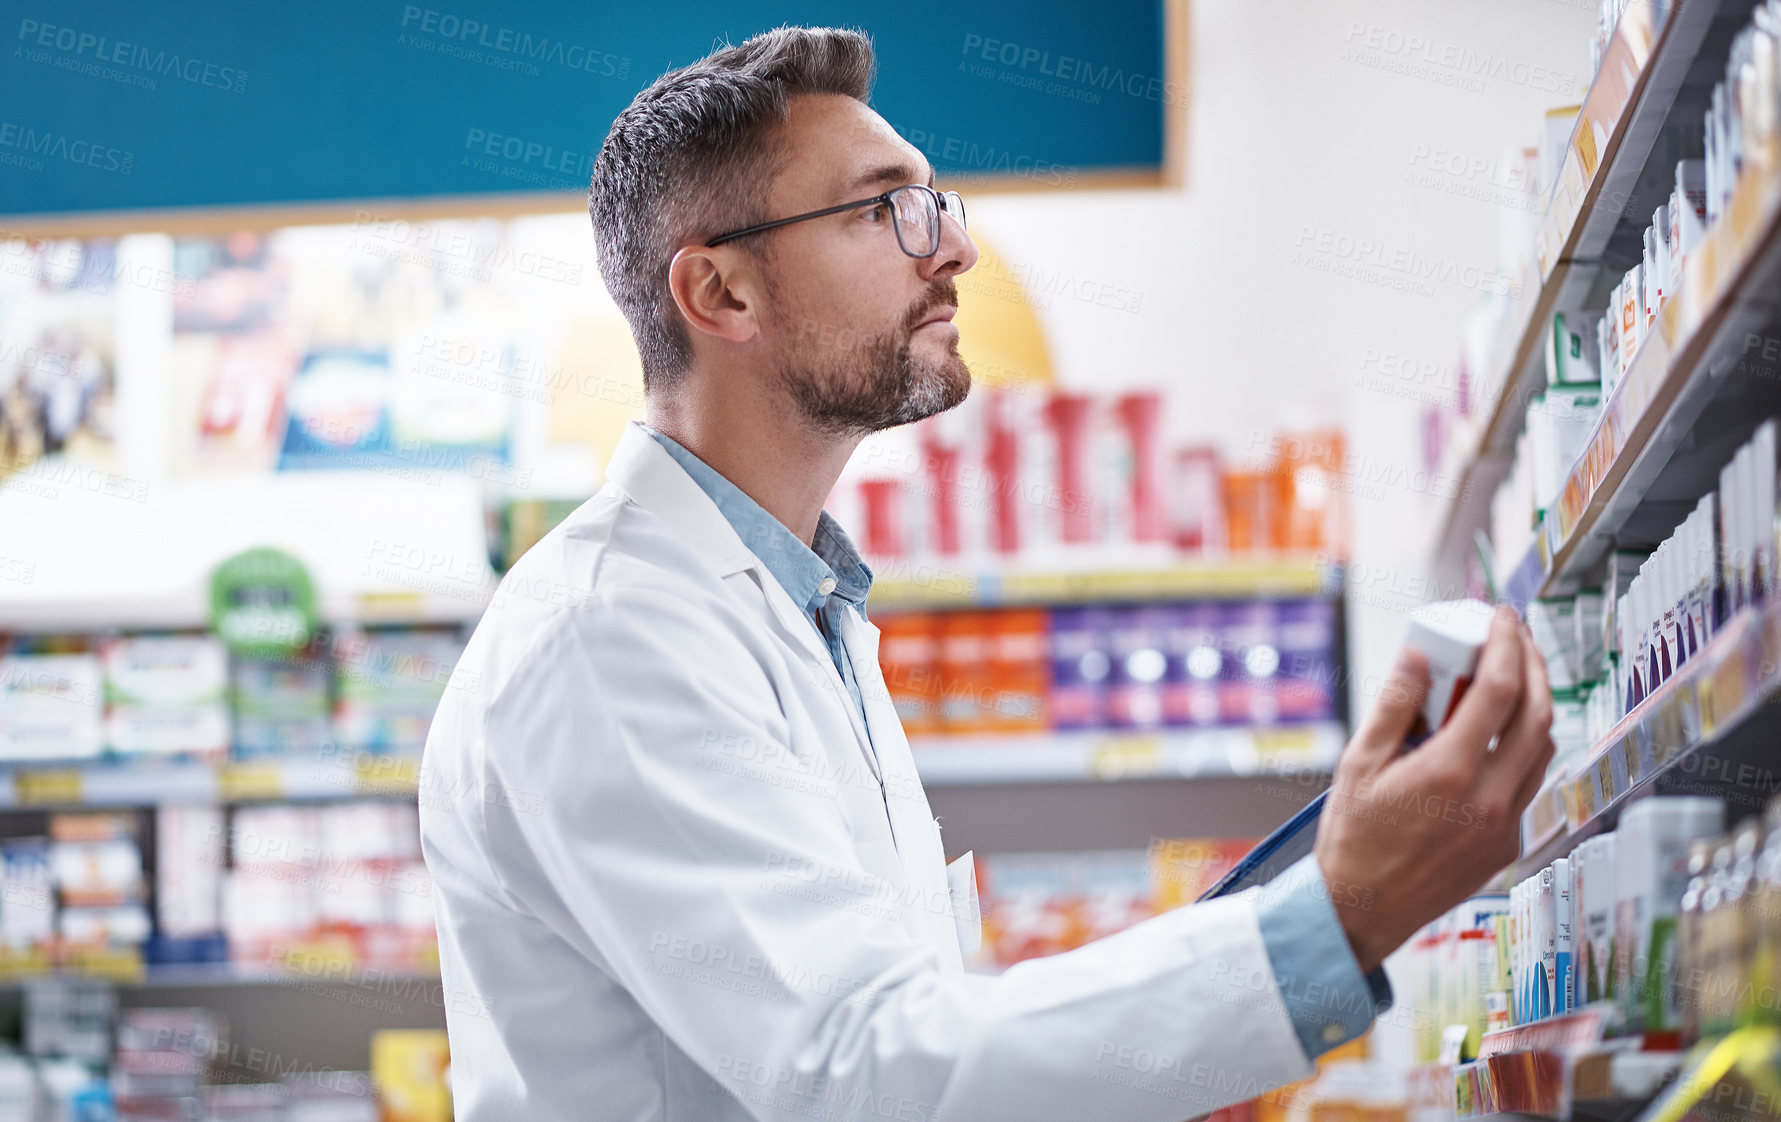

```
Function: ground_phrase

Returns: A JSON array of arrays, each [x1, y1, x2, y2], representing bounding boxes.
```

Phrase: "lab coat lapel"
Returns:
[[751, 574, 882, 783], [839, 609, 965, 971]]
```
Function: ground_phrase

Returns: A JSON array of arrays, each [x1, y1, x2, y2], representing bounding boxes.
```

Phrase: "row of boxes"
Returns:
[[877, 599, 1340, 736], [0, 627, 466, 764]]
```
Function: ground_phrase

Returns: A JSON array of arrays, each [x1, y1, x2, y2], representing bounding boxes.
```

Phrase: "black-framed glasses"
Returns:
[[705, 184, 966, 258]]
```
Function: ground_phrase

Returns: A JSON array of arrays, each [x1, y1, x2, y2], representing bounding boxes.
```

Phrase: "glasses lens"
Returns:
[[890, 186, 940, 257], [942, 190, 966, 230]]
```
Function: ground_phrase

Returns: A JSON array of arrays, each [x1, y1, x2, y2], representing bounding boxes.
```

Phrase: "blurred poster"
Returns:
[[172, 220, 522, 477], [0, 239, 119, 482]]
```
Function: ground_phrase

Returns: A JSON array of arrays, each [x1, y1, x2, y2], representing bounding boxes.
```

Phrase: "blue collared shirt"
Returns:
[[1253, 854, 1396, 1059], [646, 426, 1387, 1059], [644, 426, 877, 753]]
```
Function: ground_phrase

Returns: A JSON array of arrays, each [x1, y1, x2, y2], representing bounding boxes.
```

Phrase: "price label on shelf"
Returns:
[[1621, 734, 1641, 789], [219, 762, 285, 802], [1253, 727, 1318, 760], [1089, 736, 1162, 780], [354, 755, 420, 795], [15, 769, 83, 807]]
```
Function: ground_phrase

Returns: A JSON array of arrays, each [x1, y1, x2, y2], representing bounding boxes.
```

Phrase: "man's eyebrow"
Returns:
[[846, 161, 934, 193]]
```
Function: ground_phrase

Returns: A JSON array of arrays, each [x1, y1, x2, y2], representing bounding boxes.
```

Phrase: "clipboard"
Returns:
[[1196, 788, 1329, 901]]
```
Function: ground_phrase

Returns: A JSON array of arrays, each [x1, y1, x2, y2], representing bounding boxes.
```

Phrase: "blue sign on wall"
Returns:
[[1, 1, 1171, 220]]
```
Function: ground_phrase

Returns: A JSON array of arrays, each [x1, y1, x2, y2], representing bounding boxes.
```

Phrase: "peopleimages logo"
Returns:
[[15, 19, 248, 92], [399, 7, 628, 79], [959, 32, 1188, 107]]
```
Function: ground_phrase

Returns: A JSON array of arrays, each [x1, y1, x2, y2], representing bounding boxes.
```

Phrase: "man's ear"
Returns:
[[667, 246, 759, 345]]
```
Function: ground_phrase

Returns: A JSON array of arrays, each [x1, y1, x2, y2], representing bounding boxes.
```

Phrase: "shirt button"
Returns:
[[817, 577, 837, 596], [1321, 1023, 1345, 1045]]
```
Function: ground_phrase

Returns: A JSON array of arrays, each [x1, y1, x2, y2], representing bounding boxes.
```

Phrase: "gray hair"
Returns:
[[588, 27, 876, 391]]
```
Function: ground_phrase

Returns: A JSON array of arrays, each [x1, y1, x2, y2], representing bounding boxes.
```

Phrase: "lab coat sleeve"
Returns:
[[476, 584, 1319, 1122]]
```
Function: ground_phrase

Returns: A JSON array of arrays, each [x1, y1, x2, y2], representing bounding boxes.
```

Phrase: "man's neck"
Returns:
[[645, 390, 858, 549]]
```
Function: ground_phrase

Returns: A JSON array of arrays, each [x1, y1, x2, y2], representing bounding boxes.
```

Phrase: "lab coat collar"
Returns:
[[603, 423, 883, 774], [603, 422, 758, 580]]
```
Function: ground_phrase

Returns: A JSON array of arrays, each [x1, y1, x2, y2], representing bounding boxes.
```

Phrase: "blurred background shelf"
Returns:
[[909, 722, 1343, 785], [0, 474, 496, 632], [868, 556, 1341, 609], [0, 756, 422, 811]]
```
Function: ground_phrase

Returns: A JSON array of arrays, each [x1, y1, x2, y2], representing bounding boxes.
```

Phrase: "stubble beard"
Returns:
[[771, 281, 972, 437]]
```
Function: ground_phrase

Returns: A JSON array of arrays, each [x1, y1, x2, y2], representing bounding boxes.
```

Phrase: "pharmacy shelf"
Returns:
[[868, 556, 1339, 610], [0, 754, 422, 810], [1430, 0, 1751, 578], [1538, 157, 1781, 597], [0, 959, 441, 989], [1516, 597, 1781, 878], [1457, 1047, 1680, 1121], [908, 722, 1344, 785], [0, 472, 496, 633], [1636, 1025, 1781, 1122], [1455, 1009, 1682, 1122]]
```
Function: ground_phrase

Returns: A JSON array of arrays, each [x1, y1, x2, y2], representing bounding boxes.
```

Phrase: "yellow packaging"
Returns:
[[372, 1028, 451, 1122]]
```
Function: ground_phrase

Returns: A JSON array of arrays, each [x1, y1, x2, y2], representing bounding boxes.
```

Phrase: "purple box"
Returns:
[[1049, 607, 1111, 730], [1163, 603, 1222, 727], [1107, 606, 1170, 730], [1218, 600, 1279, 726], [1274, 599, 1338, 722]]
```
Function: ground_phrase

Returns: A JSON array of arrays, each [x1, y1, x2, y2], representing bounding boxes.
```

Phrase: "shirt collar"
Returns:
[[641, 425, 872, 615]]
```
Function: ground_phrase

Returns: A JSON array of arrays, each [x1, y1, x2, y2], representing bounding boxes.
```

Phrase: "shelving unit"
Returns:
[[0, 472, 497, 632], [1540, 156, 1781, 597], [1429, 0, 1761, 588], [869, 555, 1338, 609], [0, 755, 422, 811], [1517, 595, 1781, 876], [909, 722, 1343, 785]]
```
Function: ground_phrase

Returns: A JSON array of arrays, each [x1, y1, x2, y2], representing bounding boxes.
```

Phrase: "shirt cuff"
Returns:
[[1251, 853, 1394, 1062]]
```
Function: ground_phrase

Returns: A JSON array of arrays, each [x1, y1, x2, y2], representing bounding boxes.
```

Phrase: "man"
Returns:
[[420, 26, 1554, 1121]]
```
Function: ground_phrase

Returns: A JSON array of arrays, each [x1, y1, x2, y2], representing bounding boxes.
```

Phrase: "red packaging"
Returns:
[[1044, 393, 1097, 544], [982, 391, 1023, 555], [1172, 446, 1228, 552], [1114, 391, 1168, 543], [857, 478, 907, 558], [985, 609, 1049, 732], [936, 612, 994, 733], [876, 613, 940, 736]]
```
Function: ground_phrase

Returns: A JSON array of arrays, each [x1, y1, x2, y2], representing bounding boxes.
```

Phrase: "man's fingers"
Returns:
[[1485, 626, 1555, 788], [1440, 610, 1527, 762], [1344, 646, 1430, 775]]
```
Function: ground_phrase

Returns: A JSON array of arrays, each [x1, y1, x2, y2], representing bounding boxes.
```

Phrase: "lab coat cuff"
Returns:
[[1252, 854, 1394, 1062]]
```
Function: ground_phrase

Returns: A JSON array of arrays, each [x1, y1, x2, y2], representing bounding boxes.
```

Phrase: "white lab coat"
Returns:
[[420, 421, 1316, 1121]]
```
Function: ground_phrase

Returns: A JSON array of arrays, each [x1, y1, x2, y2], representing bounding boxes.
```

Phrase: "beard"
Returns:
[[771, 279, 971, 437]]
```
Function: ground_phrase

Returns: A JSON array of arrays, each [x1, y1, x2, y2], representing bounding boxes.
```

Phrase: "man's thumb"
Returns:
[[1345, 647, 1430, 773]]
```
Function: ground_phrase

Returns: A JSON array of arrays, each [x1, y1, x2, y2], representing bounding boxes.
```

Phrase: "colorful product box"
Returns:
[[1274, 599, 1338, 723], [876, 612, 940, 736], [984, 609, 1049, 732], [1219, 600, 1280, 725], [1048, 607, 1112, 731], [102, 635, 230, 757], [1162, 603, 1223, 727], [1107, 606, 1171, 730], [332, 628, 465, 752], [0, 654, 104, 762]]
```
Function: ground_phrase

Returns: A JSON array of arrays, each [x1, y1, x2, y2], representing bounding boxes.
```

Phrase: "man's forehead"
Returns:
[[776, 94, 933, 202]]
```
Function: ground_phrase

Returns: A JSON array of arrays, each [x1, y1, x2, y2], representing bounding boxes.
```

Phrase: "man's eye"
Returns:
[[861, 204, 889, 223]]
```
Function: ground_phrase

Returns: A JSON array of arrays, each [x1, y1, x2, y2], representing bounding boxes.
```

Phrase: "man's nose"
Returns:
[[920, 210, 977, 280]]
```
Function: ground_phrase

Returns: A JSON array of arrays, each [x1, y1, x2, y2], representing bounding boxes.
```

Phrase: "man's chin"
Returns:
[[883, 359, 971, 430]]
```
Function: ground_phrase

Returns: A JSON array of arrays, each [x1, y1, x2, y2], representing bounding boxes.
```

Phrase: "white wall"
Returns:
[[965, 0, 1599, 714]]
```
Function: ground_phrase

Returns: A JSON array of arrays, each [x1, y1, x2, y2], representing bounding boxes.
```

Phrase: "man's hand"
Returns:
[[1313, 609, 1555, 972]]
